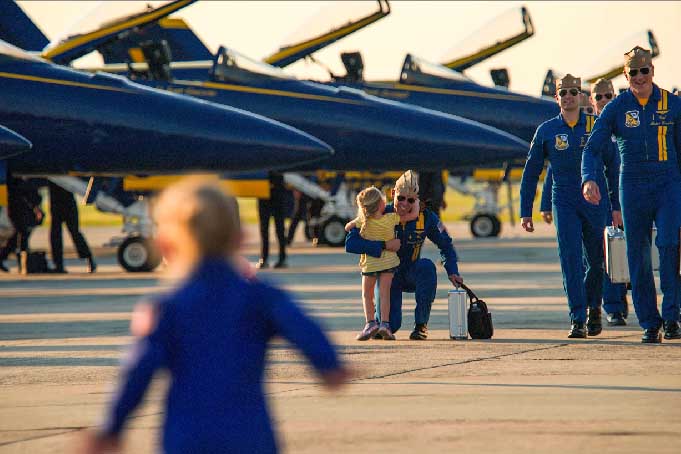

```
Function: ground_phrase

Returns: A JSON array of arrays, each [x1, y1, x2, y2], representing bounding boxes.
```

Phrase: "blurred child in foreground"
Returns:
[[82, 178, 348, 454]]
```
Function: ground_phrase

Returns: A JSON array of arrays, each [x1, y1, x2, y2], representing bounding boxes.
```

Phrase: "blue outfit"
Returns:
[[540, 140, 627, 316], [582, 85, 681, 329], [345, 206, 459, 333], [101, 258, 340, 454], [520, 111, 620, 323]]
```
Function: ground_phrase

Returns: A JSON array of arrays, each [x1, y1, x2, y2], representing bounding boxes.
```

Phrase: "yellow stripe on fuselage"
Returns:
[[42, 0, 194, 60], [159, 18, 190, 29], [0, 71, 135, 93], [0, 185, 7, 206], [189, 81, 367, 105], [391, 82, 545, 103], [123, 175, 270, 198]]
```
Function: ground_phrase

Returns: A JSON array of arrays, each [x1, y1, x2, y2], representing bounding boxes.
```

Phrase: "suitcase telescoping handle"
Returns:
[[458, 283, 479, 303]]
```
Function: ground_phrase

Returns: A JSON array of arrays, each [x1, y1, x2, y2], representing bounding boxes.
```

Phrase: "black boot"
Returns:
[[586, 307, 602, 336], [273, 253, 287, 269], [0, 261, 8, 272], [568, 322, 587, 339], [606, 312, 626, 326], [409, 323, 428, 340], [663, 321, 681, 340], [641, 327, 661, 344]]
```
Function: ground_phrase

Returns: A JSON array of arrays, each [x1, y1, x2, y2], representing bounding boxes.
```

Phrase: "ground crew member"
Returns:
[[418, 170, 446, 218], [0, 177, 43, 274], [582, 47, 681, 343], [520, 74, 621, 338], [48, 181, 96, 273], [257, 172, 287, 268], [346, 170, 463, 340], [540, 78, 629, 326]]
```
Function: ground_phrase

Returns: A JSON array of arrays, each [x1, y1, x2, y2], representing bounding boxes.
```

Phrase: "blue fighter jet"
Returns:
[[0, 38, 333, 270]]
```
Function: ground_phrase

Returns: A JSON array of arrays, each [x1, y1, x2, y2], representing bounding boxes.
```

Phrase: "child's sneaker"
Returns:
[[356, 320, 379, 341], [378, 321, 396, 340]]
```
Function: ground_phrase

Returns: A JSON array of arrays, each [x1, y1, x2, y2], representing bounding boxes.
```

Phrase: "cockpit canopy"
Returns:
[[400, 54, 473, 85], [211, 46, 296, 84]]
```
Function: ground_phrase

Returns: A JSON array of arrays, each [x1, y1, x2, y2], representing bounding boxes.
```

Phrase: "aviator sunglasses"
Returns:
[[627, 67, 650, 77], [594, 93, 614, 101], [558, 88, 580, 97], [397, 195, 417, 204]]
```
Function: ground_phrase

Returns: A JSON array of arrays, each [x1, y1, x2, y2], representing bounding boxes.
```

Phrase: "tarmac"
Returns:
[[0, 222, 679, 453]]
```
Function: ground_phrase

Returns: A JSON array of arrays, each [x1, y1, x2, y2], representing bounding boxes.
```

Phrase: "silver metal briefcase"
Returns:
[[605, 226, 629, 284], [448, 289, 468, 340], [605, 227, 661, 284]]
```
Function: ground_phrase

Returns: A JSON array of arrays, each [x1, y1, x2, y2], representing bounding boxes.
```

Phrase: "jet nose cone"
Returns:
[[385, 104, 530, 169], [136, 88, 333, 172], [0, 125, 31, 160]]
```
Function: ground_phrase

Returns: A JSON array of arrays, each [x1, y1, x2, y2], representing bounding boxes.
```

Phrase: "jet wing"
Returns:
[[264, 0, 390, 68], [440, 6, 534, 72], [41, 0, 197, 65]]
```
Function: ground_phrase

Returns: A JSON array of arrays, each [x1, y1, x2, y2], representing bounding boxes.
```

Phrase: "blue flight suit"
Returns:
[[345, 205, 459, 333], [520, 111, 620, 323], [101, 258, 341, 454], [541, 142, 627, 316], [582, 85, 681, 329]]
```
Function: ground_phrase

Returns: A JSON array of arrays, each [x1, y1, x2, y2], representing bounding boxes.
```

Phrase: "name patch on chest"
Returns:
[[554, 134, 569, 150], [625, 110, 640, 128]]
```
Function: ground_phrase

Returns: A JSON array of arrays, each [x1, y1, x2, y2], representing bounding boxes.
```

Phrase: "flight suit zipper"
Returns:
[[642, 103, 648, 160]]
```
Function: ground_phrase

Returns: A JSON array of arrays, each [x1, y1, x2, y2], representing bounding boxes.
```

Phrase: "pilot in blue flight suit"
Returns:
[[345, 170, 463, 340], [582, 47, 681, 343], [520, 74, 620, 338], [540, 78, 629, 327]]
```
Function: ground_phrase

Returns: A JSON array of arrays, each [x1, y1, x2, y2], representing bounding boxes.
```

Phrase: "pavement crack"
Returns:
[[358, 344, 568, 381]]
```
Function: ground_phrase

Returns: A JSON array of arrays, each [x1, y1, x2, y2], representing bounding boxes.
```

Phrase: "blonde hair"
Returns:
[[394, 170, 419, 195], [153, 177, 241, 258], [355, 186, 384, 236]]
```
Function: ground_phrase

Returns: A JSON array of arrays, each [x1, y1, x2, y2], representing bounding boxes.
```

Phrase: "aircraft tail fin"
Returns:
[[586, 30, 659, 84], [0, 1, 49, 51]]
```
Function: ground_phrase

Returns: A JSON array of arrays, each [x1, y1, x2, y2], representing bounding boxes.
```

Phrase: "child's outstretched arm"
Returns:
[[344, 217, 359, 232]]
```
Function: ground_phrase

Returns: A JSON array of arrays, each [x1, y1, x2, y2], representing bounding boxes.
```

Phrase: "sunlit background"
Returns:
[[17, 1, 681, 97]]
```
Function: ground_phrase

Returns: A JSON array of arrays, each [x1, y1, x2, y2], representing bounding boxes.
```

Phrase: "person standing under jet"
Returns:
[[0, 176, 43, 274], [257, 172, 288, 269], [346, 170, 463, 340], [540, 78, 629, 326], [48, 181, 96, 273], [520, 74, 621, 338], [582, 47, 681, 343]]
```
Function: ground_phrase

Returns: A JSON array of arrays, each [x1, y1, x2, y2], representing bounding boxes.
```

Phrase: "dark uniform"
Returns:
[[520, 110, 619, 331], [582, 84, 681, 338], [541, 136, 628, 320], [0, 177, 42, 272], [100, 258, 341, 454], [48, 181, 95, 273], [257, 172, 287, 268], [346, 205, 459, 336]]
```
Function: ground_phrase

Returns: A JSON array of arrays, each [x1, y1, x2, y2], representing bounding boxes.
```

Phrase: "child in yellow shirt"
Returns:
[[345, 186, 418, 340]]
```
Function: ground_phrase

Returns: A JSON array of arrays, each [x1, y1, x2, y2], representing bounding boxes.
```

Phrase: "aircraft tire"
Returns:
[[470, 214, 501, 238], [320, 216, 348, 247], [117, 236, 162, 272]]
